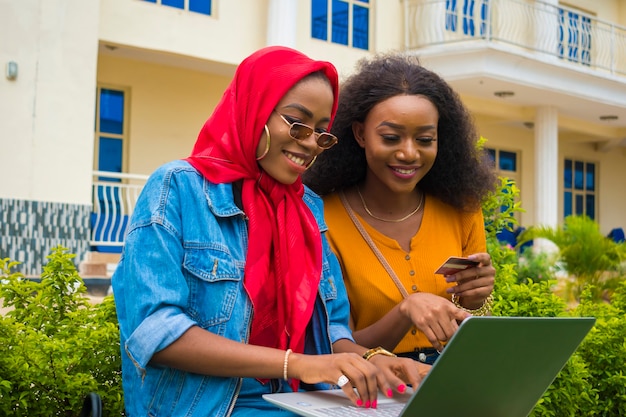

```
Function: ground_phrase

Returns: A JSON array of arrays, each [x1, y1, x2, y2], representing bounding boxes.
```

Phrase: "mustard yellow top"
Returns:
[[323, 192, 487, 352]]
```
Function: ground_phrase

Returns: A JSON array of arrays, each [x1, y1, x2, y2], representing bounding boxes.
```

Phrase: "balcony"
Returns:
[[404, 0, 626, 77], [402, 0, 626, 133], [90, 171, 148, 252]]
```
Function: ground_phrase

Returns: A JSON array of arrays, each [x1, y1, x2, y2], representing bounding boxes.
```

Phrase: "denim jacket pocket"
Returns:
[[183, 247, 244, 331]]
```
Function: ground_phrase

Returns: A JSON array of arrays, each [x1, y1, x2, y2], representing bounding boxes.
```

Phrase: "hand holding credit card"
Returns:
[[435, 256, 479, 275]]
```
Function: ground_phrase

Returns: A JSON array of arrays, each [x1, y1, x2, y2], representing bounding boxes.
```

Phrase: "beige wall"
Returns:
[[99, 0, 269, 66], [562, 0, 622, 21], [97, 54, 231, 176], [0, 0, 100, 205]]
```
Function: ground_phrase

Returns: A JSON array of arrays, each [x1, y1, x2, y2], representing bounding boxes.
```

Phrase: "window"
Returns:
[[558, 7, 592, 65], [445, 0, 489, 36], [95, 87, 126, 178], [488, 148, 517, 174], [94, 86, 127, 216], [142, 0, 212, 16], [487, 147, 521, 221], [311, 0, 370, 50], [563, 159, 596, 220], [93, 87, 129, 252]]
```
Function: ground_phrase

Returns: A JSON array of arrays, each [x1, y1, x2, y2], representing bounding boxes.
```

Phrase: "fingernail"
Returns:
[[398, 384, 406, 393], [387, 388, 393, 397], [356, 399, 363, 407], [365, 400, 370, 408], [372, 400, 378, 409], [446, 287, 454, 293]]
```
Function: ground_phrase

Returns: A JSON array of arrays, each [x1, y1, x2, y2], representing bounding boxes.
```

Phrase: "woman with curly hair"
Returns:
[[304, 53, 497, 366]]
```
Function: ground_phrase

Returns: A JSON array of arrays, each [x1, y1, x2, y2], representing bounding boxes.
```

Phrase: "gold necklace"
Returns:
[[356, 187, 424, 223]]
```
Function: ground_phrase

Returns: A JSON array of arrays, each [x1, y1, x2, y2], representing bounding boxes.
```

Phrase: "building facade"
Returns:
[[1, 0, 625, 274]]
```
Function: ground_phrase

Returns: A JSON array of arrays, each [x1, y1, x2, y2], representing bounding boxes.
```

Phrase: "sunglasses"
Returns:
[[275, 111, 338, 149]]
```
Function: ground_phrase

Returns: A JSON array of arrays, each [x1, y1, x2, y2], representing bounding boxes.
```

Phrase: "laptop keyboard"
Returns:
[[314, 402, 404, 416]]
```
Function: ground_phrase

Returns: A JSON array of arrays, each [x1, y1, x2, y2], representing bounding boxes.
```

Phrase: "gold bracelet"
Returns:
[[451, 293, 493, 316], [362, 346, 397, 361], [283, 349, 292, 380]]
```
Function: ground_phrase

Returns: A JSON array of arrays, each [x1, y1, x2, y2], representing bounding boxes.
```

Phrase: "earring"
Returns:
[[305, 155, 318, 170], [256, 125, 271, 161]]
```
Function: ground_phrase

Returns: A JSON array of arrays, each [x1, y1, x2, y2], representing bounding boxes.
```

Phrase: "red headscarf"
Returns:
[[186, 47, 339, 382]]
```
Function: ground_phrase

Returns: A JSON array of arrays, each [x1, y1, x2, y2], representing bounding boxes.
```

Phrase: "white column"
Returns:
[[266, 0, 297, 47], [534, 106, 559, 229]]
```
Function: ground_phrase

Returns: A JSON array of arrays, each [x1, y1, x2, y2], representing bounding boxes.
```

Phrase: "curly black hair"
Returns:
[[303, 53, 496, 212]]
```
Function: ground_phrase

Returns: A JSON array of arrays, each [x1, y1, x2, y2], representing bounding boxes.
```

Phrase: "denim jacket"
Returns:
[[112, 160, 354, 417]]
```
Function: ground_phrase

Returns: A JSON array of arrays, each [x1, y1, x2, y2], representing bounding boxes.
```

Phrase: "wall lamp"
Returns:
[[6, 61, 18, 80]]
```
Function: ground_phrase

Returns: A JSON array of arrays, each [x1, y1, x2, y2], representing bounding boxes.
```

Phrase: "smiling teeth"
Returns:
[[286, 153, 306, 166], [395, 168, 415, 175]]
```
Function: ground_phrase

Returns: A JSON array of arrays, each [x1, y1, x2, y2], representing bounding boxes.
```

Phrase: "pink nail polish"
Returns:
[[365, 400, 370, 408], [387, 388, 393, 397], [356, 399, 363, 407], [372, 400, 378, 409], [398, 384, 406, 393]]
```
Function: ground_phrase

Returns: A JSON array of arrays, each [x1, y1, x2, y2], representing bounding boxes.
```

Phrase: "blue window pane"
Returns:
[[499, 150, 517, 171], [574, 161, 584, 190], [331, 0, 349, 45], [564, 159, 572, 189], [581, 16, 591, 65], [575, 194, 583, 215], [99, 137, 123, 176], [143, 0, 156, 3], [446, 0, 458, 31], [480, 0, 489, 35], [564, 191, 572, 217], [586, 194, 595, 219], [190, 0, 211, 15], [311, 0, 328, 41], [353, 5, 369, 50], [100, 89, 124, 134], [162, 0, 184, 9], [585, 163, 595, 191], [462, 0, 476, 36], [96, 185, 121, 213], [557, 9, 565, 57]]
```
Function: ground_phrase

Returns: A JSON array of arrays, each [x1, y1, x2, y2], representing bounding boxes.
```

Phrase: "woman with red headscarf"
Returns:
[[112, 46, 425, 417]]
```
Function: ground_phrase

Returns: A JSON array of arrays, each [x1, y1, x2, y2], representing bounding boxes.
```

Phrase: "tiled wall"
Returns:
[[0, 198, 91, 276]]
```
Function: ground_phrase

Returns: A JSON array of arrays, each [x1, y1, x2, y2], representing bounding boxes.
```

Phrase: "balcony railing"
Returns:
[[403, 0, 626, 77], [90, 171, 148, 251]]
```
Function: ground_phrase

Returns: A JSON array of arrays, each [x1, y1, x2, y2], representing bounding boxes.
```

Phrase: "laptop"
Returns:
[[263, 316, 595, 417]]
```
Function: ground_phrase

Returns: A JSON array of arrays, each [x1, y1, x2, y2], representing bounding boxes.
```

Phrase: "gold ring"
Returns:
[[337, 374, 350, 387]]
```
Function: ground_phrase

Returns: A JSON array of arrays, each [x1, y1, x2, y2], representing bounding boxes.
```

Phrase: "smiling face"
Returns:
[[256, 76, 335, 185], [353, 94, 439, 195]]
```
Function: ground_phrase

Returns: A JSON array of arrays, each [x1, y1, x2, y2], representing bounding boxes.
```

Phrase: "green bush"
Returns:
[[572, 284, 626, 415], [482, 173, 624, 416], [0, 246, 123, 416], [516, 246, 559, 285], [0, 170, 624, 416], [518, 215, 626, 301]]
